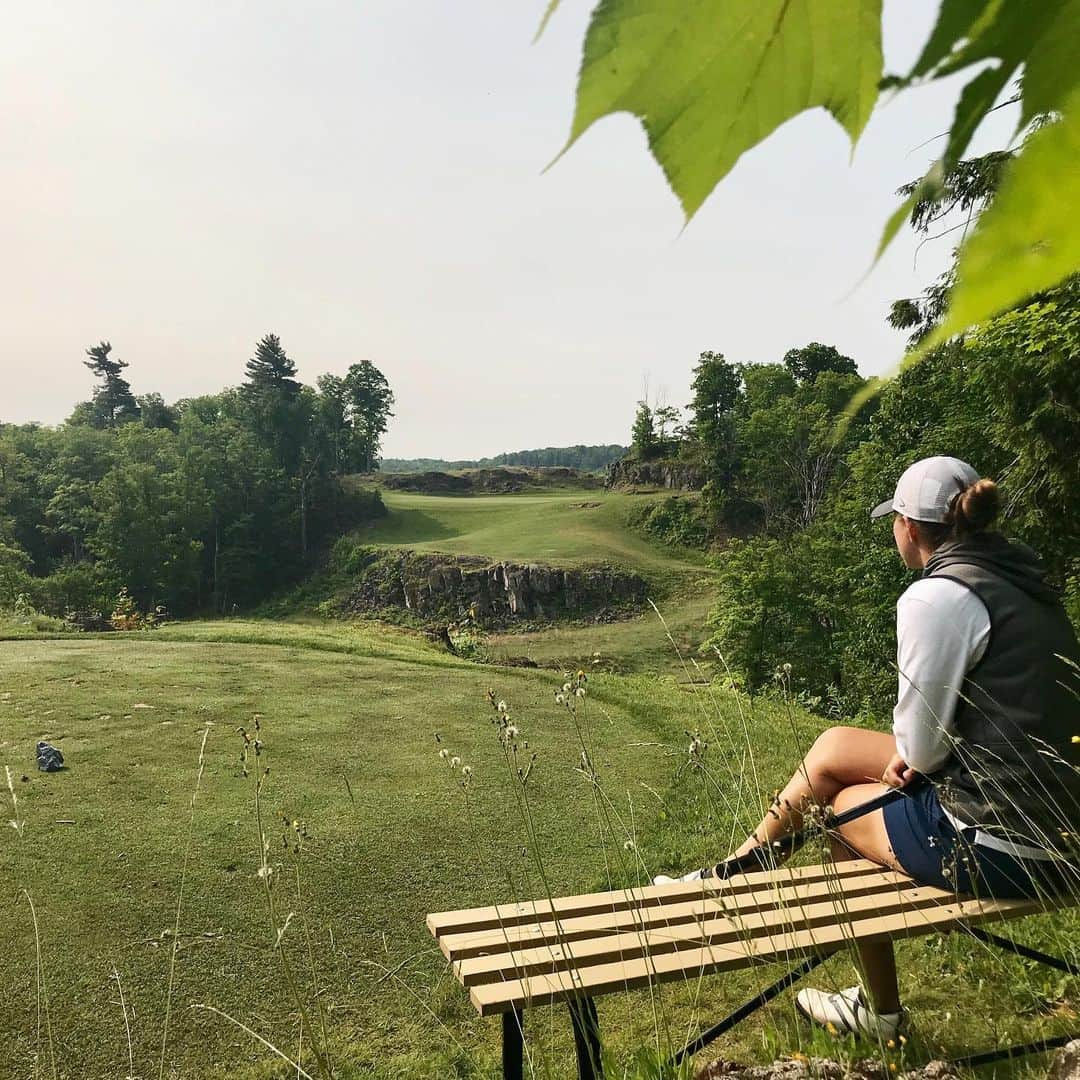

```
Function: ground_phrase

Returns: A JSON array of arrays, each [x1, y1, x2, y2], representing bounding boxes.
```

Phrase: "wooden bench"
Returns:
[[428, 857, 1078, 1078]]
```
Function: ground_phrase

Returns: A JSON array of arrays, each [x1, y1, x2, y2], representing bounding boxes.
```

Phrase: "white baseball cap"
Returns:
[[870, 456, 980, 523]]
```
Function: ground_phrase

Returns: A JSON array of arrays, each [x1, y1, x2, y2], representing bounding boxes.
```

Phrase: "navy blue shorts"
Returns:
[[882, 782, 1074, 900]]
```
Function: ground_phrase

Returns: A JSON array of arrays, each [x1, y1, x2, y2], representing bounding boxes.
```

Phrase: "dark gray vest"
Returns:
[[924, 536, 1080, 853]]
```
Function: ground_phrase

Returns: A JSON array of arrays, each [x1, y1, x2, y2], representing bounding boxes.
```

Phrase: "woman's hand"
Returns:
[[882, 752, 916, 788]]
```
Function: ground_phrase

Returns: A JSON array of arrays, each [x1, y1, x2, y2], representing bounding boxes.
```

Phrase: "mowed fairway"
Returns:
[[0, 620, 746, 1079], [361, 489, 717, 673]]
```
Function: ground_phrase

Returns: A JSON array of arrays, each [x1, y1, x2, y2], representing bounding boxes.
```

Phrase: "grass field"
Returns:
[[357, 489, 717, 674], [2, 491, 1077, 1078]]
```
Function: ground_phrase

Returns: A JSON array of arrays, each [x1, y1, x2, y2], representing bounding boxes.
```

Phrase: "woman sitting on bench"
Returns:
[[657, 456, 1080, 1039]]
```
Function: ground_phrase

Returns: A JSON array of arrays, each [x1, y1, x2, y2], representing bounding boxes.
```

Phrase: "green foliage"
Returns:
[[560, 0, 881, 219], [630, 400, 659, 460], [924, 93, 1080, 351], [0, 538, 31, 609], [704, 283, 1080, 709], [557, 0, 1080, 347], [81, 340, 140, 428], [782, 342, 858, 384], [628, 496, 710, 549], [0, 336, 393, 620]]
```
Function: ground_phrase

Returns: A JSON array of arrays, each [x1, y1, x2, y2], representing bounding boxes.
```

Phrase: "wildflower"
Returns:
[[1072, 735, 1080, 744], [461, 765, 473, 779], [450, 755, 461, 769], [497, 700, 508, 714], [438, 748, 449, 761], [887, 1039, 896, 1049], [555, 693, 565, 705], [562, 682, 572, 693], [890, 1066, 898, 1074], [826, 1021, 838, 1036], [899, 1036, 907, 1045], [505, 724, 519, 740], [576, 670, 585, 678], [575, 687, 586, 698], [623, 840, 635, 852]]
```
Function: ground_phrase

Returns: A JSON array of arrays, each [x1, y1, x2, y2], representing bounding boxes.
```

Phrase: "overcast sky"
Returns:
[[3, 1, 1018, 459]]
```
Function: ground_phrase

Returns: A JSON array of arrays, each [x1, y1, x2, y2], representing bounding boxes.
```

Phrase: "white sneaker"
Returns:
[[795, 985, 906, 1040], [652, 867, 706, 885]]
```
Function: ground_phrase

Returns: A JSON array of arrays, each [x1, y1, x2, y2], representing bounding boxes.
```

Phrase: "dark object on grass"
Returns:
[[36, 741, 64, 772]]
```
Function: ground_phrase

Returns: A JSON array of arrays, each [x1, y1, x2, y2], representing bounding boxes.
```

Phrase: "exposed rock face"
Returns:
[[336, 551, 647, 625], [381, 467, 601, 495], [1049, 1040, 1080, 1080], [607, 458, 707, 492], [697, 1058, 959, 1080]]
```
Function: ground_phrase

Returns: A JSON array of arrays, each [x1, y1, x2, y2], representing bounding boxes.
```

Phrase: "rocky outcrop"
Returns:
[[606, 458, 707, 492], [381, 467, 602, 495], [336, 550, 646, 625], [697, 1059, 959, 1080], [1049, 1040, 1080, 1080]]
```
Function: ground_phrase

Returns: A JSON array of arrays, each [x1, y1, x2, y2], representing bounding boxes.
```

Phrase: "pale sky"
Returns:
[[3, 1, 1018, 459]]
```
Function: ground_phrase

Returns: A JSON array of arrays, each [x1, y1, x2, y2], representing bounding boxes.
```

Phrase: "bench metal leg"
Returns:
[[963, 925, 1080, 975], [569, 996, 603, 1080], [667, 952, 829, 1070], [502, 1008, 524, 1080], [951, 1031, 1080, 1069]]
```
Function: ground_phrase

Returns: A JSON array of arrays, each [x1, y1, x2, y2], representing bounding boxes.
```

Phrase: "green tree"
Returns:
[[137, 392, 179, 431], [241, 333, 305, 473], [782, 343, 858, 385], [83, 341, 140, 428], [630, 401, 658, 460], [342, 360, 394, 472]]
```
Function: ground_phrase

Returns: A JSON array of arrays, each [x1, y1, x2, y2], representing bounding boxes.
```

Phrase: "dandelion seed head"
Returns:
[[575, 687, 586, 698], [562, 682, 572, 693], [450, 755, 461, 769], [438, 748, 449, 760]]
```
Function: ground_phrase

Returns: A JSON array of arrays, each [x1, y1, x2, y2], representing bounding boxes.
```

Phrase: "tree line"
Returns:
[[380, 444, 627, 474], [0, 335, 394, 621]]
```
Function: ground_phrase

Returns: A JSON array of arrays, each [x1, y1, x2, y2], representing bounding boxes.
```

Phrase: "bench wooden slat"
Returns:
[[440, 870, 919, 962], [454, 883, 955, 988], [426, 859, 892, 939], [467, 893, 1040, 1015]]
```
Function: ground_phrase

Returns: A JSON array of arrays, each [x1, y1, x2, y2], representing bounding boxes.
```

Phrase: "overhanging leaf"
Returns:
[[920, 89, 1080, 351], [562, 0, 883, 219]]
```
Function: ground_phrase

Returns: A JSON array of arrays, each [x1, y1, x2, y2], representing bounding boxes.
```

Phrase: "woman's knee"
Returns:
[[807, 725, 856, 765]]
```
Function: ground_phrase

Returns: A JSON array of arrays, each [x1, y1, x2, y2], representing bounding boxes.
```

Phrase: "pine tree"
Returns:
[[243, 333, 300, 396], [83, 341, 140, 428]]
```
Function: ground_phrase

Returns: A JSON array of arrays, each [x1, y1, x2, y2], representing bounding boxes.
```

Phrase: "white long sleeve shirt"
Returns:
[[893, 577, 990, 774]]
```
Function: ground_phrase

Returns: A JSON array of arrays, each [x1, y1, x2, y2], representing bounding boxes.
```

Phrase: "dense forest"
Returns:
[[623, 150, 1080, 714], [0, 335, 393, 621], [380, 444, 627, 473]]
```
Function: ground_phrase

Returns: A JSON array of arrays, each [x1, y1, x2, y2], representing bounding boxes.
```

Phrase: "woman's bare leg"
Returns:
[[733, 727, 897, 857], [830, 782, 905, 1013]]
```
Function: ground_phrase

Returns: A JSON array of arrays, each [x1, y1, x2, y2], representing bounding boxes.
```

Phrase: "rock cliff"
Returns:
[[336, 550, 647, 625], [606, 458, 707, 491]]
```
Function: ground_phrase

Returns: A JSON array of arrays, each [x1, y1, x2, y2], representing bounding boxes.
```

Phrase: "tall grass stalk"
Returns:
[[24, 890, 58, 1080], [253, 767, 334, 1078], [189, 1004, 316, 1080], [157, 723, 211, 1080], [111, 962, 135, 1080]]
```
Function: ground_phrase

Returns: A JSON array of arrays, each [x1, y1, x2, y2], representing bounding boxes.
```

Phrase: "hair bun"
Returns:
[[952, 478, 1000, 533]]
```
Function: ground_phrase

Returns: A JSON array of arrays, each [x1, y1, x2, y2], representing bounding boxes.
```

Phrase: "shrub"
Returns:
[[629, 496, 710, 548]]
